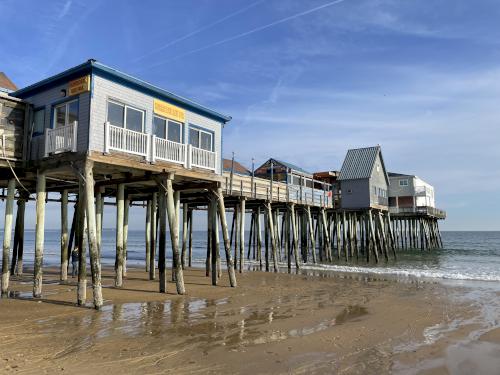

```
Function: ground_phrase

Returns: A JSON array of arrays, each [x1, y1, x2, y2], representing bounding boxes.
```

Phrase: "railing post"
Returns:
[[72, 121, 78, 152], [104, 122, 110, 154], [149, 134, 155, 163], [44, 128, 50, 157], [186, 144, 192, 169]]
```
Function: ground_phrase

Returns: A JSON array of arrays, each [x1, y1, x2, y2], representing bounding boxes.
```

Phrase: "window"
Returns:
[[107, 100, 144, 132], [399, 179, 409, 186], [305, 179, 313, 188], [33, 109, 45, 135], [53, 100, 78, 128], [189, 126, 212, 151], [153, 116, 182, 143]]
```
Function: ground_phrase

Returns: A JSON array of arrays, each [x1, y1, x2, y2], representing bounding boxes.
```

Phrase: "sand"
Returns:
[[0, 266, 498, 374]]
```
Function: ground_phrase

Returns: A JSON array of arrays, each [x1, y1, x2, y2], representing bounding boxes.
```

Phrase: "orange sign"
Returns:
[[68, 75, 90, 96], [153, 99, 185, 123]]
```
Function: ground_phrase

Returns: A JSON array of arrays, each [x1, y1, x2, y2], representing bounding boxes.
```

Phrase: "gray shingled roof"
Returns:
[[338, 146, 384, 181]]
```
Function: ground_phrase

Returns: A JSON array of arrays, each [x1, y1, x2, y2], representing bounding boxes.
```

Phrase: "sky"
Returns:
[[1, 0, 500, 231]]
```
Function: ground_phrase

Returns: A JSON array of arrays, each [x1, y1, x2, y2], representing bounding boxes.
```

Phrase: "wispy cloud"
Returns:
[[138, 0, 348, 72], [58, 0, 72, 19], [133, 0, 265, 64]]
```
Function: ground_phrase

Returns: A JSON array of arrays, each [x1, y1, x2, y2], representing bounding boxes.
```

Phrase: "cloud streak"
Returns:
[[139, 0, 348, 71], [133, 0, 265, 64]]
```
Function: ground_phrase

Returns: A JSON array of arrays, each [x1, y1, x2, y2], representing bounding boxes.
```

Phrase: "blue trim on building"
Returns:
[[12, 59, 232, 124]]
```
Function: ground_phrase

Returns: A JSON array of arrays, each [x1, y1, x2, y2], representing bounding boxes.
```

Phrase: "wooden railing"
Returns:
[[191, 146, 216, 170], [389, 206, 446, 219], [223, 172, 333, 208], [44, 122, 77, 157], [153, 136, 186, 165]]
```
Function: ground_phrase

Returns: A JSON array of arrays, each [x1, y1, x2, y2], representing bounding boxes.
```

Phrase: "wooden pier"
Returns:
[[0, 60, 446, 309]]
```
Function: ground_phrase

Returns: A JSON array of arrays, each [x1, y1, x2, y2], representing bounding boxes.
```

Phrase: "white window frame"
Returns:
[[399, 179, 409, 187], [153, 115, 183, 143], [107, 100, 145, 133], [189, 126, 213, 151], [53, 99, 78, 128]]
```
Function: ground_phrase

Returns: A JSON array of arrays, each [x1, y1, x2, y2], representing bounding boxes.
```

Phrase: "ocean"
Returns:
[[12, 230, 500, 284]]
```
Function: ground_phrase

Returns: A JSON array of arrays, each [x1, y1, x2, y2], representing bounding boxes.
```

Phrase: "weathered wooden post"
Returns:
[[145, 199, 151, 272], [306, 206, 317, 263], [10, 193, 27, 276], [77, 178, 87, 306], [213, 187, 237, 287], [157, 183, 167, 293], [115, 183, 125, 287], [1, 178, 15, 296], [172, 190, 181, 280], [181, 203, 188, 268], [210, 199, 218, 285], [239, 197, 246, 272], [60, 190, 69, 282], [123, 195, 130, 277], [166, 175, 185, 294], [33, 171, 46, 298], [266, 202, 278, 272], [84, 161, 103, 309], [256, 207, 262, 268], [188, 209, 193, 267], [206, 199, 212, 277], [290, 203, 300, 269], [149, 193, 157, 280], [96, 186, 104, 257]]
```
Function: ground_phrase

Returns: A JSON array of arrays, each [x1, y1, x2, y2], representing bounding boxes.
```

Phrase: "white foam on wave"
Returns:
[[294, 262, 500, 282]]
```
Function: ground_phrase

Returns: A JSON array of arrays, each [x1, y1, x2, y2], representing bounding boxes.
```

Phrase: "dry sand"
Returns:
[[0, 266, 498, 374]]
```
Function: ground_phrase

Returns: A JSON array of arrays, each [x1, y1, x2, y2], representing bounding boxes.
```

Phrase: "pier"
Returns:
[[0, 61, 445, 309]]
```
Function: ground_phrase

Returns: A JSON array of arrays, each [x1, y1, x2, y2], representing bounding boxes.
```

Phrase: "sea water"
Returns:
[[12, 230, 500, 283]]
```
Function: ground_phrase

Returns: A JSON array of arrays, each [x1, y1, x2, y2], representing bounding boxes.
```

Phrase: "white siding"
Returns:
[[90, 74, 223, 174]]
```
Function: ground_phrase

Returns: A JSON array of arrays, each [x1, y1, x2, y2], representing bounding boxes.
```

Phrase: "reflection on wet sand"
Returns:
[[32, 291, 369, 356]]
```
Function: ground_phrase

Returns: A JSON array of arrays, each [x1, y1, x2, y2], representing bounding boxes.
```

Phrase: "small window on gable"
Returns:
[[399, 179, 409, 186]]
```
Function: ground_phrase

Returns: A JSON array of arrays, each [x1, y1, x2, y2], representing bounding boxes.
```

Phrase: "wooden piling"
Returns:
[[157, 183, 167, 293], [33, 171, 46, 298], [145, 199, 151, 272], [290, 204, 300, 269], [149, 193, 157, 280], [239, 198, 246, 273], [115, 183, 125, 287], [306, 206, 317, 264], [1, 178, 15, 296], [164, 176, 185, 294], [214, 187, 237, 287], [60, 190, 69, 282], [181, 203, 188, 268], [84, 161, 103, 309], [266, 202, 278, 272], [10, 194, 26, 276], [77, 178, 87, 305], [188, 209, 193, 267], [123, 195, 130, 277]]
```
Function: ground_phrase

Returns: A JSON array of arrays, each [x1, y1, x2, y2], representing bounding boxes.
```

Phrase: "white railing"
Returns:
[[153, 136, 186, 165], [191, 146, 216, 170], [104, 122, 217, 171], [105, 123, 149, 158], [44, 122, 77, 157]]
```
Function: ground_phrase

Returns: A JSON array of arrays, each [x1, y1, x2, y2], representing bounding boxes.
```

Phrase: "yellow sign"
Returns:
[[154, 99, 185, 123], [68, 75, 90, 96]]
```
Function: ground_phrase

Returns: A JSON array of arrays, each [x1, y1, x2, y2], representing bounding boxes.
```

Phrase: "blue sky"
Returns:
[[1, 0, 500, 230]]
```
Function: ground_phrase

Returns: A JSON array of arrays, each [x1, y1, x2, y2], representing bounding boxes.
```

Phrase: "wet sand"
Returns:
[[0, 266, 498, 374]]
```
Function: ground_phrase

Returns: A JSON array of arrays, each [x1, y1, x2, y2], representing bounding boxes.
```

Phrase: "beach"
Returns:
[[1, 266, 499, 374]]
